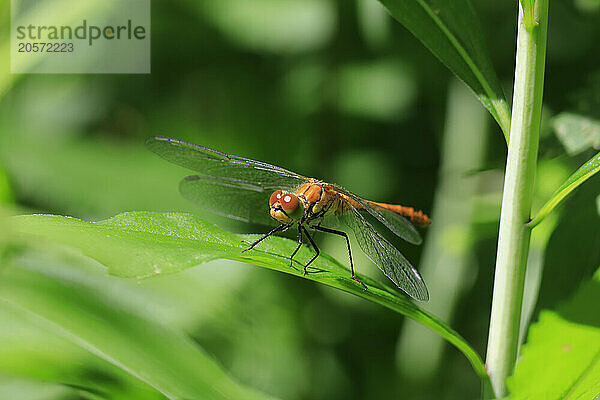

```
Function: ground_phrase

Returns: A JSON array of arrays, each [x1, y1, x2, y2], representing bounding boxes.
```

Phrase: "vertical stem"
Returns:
[[485, 0, 548, 397]]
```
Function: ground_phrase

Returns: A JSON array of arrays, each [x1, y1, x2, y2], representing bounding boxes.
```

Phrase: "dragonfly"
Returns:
[[147, 136, 431, 301]]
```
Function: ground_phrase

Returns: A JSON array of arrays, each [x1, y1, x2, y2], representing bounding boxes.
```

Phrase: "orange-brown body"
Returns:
[[366, 201, 431, 227], [286, 180, 430, 227]]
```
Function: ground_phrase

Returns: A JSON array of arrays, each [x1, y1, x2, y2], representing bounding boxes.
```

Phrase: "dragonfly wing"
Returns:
[[329, 184, 422, 245], [147, 136, 307, 189], [147, 136, 309, 224], [179, 175, 278, 226], [361, 202, 422, 245], [338, 206, 429, 301]]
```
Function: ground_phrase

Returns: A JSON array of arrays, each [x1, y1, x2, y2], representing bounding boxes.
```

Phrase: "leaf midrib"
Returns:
[[415, 0, 495, 100]]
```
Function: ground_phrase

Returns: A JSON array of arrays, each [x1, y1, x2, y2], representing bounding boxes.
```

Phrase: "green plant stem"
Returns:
[[485, 1, 548, 397]]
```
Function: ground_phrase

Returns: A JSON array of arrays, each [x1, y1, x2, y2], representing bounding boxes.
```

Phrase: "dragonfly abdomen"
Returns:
[[368, 202, 431, 227]]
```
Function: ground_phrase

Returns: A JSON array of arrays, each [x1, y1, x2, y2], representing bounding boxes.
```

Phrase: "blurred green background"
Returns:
[[1, 0, 599, 399]]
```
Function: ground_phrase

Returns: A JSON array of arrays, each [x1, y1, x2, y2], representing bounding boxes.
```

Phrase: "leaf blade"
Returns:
[[529, 151, 600, 228], [13, 212, 491, 389], [0, 250, 274, 400], [377, 0, 511, 140], [508, 269, 600, 399]]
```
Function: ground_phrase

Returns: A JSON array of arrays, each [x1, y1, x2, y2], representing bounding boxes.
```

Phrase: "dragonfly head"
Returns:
[[269, 190, 304, 224]]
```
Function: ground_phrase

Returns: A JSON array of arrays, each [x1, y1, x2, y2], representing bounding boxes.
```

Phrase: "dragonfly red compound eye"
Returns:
[[269, 190, 283, 206], [280, 193, 299, 211]]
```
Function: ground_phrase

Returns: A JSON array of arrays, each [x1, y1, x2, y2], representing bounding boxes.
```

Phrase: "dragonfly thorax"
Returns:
[[269, 190, 305, 225]]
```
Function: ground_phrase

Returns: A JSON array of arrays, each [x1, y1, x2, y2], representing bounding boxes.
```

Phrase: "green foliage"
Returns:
[[12, 212, 490, 389], [529, 151, 600, 228], [2, 0, 600, 398], [377, 0, 511, 139], [507, 269, 600, 399], [0, 249, 273, 400], [0, 377, 97, 400], [533, 181, 600, 313]]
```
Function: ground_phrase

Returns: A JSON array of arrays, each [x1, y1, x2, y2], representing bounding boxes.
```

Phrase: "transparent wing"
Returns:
[[338, 205, 429, 301], [179, 175, 278, 226], [329, 184, 422, 245], [147, 136, 308, 224], [362, 202, 422, 245], [146, 136, 307, 189]]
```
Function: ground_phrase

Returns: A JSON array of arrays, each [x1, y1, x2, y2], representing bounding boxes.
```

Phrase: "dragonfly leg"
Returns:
[[301, 226, 319, 275], [313, 226, 367, 290], [241, 224, 288, 253], [289, 227, 303, 268]]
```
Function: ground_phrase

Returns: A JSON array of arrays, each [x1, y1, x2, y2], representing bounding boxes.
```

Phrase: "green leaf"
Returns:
[[0, 377, 95, 400], [507, 269, 600, 399], [533, 180, 600, 314], [0, 250, 274, 400], [529, 151, 600, 228], [12, 212, 491, 389], [376, 0, 511, 140]]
